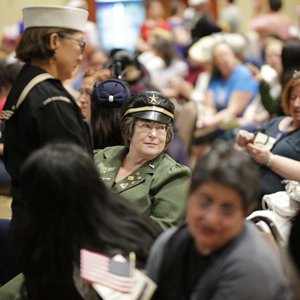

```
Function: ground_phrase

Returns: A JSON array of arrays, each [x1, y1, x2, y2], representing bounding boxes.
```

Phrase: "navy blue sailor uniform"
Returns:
[[2, 64, 93, 185], [1, 64, 93, 249]]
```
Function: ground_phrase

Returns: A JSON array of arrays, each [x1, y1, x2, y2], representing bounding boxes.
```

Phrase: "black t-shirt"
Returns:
[[184, 242, 213, 297], [259, 117, 300, 198]]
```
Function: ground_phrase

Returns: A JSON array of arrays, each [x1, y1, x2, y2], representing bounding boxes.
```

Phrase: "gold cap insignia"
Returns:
[[149, 94, 159, 104]]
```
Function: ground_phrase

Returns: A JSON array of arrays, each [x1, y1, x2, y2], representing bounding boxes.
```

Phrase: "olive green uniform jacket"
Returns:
[[94, 146, 191, 230], [0, 273, 23, 300]]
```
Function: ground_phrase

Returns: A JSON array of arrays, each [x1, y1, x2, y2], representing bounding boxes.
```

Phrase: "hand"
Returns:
[[246, 63, 264, 82], [197, 115, 219, 129], [235, 130, 255, 148], [246, 143, 271, 165]]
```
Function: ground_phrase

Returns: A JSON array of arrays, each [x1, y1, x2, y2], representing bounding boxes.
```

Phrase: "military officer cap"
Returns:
[[92, 79, 131, 107], [121, 91, 175, 124]]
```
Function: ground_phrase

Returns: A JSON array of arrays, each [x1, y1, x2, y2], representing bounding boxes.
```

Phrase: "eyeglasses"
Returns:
[[80, 88, 92, 98], [290, 94, 300, 102], [136, 121, 167, 135], [190, 195, 239, 217], [57, 33, 86, 53]]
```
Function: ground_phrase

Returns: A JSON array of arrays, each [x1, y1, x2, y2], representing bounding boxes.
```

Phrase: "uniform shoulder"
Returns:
[[21, 78, 72, 114], [94, 146, 124, 159], [35, 79, 70, 101], [161, 153, 191, 174]]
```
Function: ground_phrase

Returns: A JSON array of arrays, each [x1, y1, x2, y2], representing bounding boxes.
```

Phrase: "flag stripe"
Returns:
[[82, 276, 131, 293], [81, 269, 132, 287], [80, 249, 132, 293]]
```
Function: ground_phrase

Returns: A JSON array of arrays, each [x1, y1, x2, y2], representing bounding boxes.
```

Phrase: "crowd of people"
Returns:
[[0, 0, 300, 299]]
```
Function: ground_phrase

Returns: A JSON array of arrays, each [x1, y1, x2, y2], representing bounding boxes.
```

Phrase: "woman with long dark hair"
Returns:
[[0, 142, 161, 299]]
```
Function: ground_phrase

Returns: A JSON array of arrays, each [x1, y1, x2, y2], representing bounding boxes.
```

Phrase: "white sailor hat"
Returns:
[[23, 5, 88, 32], [188, 0, 208, 6]]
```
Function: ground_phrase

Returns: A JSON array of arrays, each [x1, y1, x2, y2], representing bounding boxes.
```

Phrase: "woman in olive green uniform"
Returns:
[[94, 91, 191, 230]]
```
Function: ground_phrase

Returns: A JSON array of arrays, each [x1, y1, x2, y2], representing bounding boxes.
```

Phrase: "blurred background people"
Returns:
[[281, 39, 300, 88], [137, 0, 171, 53], [67, 0, 99, 47], [167, 1, 191, 59], [218, 0, 242, 33], [0, 22, 22, 64], [250, 0, 293, 42], [0, 61, 22, 196], [70, 48, 109, 95], [235, 73, 300, 201], [247, 36, 284, 118], [139, 31, 188, 97], [106, 49, 157, 95], [193, 40, 259, 156], [187, 0, 222, 46], [78, 67, 111, 122]]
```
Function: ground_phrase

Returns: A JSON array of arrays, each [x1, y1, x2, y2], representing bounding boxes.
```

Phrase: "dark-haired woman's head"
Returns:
[[20, 142, 106, 229], [19, 142, 161, 299]]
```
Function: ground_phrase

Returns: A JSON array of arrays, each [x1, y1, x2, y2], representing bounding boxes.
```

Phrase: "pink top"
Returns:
[[0, 96, 7, 113], [250, 13, 293, 40]]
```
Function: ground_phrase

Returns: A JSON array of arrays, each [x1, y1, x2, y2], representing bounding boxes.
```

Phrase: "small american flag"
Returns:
[[80, 249, 132, 293]]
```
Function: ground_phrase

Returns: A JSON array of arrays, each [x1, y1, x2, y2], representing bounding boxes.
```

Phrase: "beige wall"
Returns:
[[0, 0, 66, 38]]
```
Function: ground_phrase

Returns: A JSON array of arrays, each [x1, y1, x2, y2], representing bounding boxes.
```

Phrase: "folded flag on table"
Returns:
[[80, 249, 132, 293]]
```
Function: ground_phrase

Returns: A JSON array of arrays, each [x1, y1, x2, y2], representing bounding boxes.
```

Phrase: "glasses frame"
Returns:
[[57, 32, 86, 53], [135, 120, 168, 135]]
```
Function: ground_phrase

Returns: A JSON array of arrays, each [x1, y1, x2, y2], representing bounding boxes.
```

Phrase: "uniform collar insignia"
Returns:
[[101, 176, 112, 182], [120, 183, 129, 189], [148, 163, 155, 169], [149, 94, 158, 104], [98, 162, 115, 174]]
